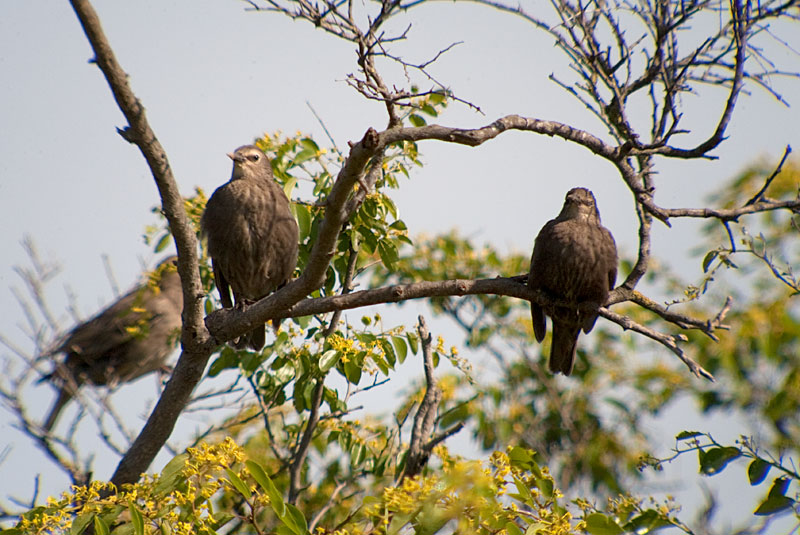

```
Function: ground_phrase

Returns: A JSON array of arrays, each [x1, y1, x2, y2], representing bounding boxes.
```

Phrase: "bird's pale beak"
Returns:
[[227, 152, 236, 161]]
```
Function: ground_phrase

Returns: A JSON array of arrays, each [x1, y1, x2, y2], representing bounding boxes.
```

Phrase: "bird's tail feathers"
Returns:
[[549, 321, 580, 376], [582, 312, 600, 334], [43, 388, 73, 432], [247, 325, 266, 352]]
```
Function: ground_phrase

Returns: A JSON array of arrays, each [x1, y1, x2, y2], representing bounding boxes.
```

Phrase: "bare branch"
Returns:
[[600, 308, 715, 381], [288, 379, 325, 504], [745, 145, 793, 205], [400, 316, 446, 481]]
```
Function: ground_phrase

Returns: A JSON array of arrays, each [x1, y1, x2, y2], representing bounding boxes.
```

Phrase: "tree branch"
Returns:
[[287, 378, 325, 504], [68, 0, 214, 487], [400, 316, 446, 481]]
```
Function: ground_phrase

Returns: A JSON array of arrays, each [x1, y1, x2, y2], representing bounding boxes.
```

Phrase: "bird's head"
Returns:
[[228, 145, 273, 180], [150, 255, 182, 293], [559, 187, 601, 222]]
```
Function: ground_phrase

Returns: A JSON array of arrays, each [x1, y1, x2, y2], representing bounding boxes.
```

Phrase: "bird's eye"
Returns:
[[248, 154, 260, 162]]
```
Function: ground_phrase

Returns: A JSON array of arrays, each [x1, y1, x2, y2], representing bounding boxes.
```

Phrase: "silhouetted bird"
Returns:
[[42, 256, 183, 431], [528, 187, 618, 375], [201, 145, 299, 351]]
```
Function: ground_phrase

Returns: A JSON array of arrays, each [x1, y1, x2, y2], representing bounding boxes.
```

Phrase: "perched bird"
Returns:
[[201, 145, 299, 351], [43, 256, 183, 431], [528, 187, 618, 375]]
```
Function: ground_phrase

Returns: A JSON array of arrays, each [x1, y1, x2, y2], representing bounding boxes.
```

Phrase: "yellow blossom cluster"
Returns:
[[328, 333, 357, 364], [11, 438, 255, 535]]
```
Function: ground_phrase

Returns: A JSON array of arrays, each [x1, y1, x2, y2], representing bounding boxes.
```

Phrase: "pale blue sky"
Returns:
[[1, 0, 798, 528]]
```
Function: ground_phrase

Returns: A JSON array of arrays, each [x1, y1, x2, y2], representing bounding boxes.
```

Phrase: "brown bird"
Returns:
[[42, 256, 183, 431], [201, 145, 299, 351], [528, 187, 617, 375]]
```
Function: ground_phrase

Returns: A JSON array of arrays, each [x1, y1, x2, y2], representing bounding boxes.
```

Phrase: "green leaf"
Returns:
[[292, 149, 318, 166], [429, 92, 446, 105], [382, 195, 398, 219], [293, 204, 312, 240], [210, 512, 236, 531], [380, 338, 397, 367], [754, 495, 793, 516], [508, 446, 534, 468], [747, 458, 771, 486], [302, 380, 316, 409], [344, 358, 362, 385], [584, 513, 624, 535], [421, 104, 438, 117], [525, 523, 548, 535], [283, 176, 298, 198], [278, 506, 301, 534], [155, 233, 171, 253], [505, 522, 524, 535], [676, 430, 703, 440], [153, 453, 189, 496], [622, 510, 671, 534], [285, 504, 309, 535], [225, 468, 252, 498], [391, 336, 408, 363], [535, 477, 554, 499], [246, 460, 285, 517], [357, 226, 378, 253], [372, 354, 390, 375], [438, 402, 470, 429], [408, 114, 426, 127], [351, 442, 367, 467], [274, 361, 296, 384], [70, 513, 94, 535], [768, 476, 791, 498], [208, 347, 238, 377], [389, 219, 407, 231], [699, 446, 740, 475], [406, 332, 419, 354], [512, 476, 534, 505], [319, 349, 340, 372], [93, 515, 110, 535], [387, 512, 415, 535], [128, 503, 144, 535], [377, 240, 399, 269], [300, 137, 320, 152], [702, 250, 718, 272]]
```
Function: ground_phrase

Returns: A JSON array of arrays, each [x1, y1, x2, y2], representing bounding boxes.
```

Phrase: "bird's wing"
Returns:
[[212, 259, 234, 309], [530, 304, 547, 342], [528, 221, 558, 343], [54, 288, 151, 362], [603, 227, 618, 289]]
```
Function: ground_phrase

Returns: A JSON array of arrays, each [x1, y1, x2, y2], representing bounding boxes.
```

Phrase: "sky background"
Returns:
[[1, 0, 799, 529]]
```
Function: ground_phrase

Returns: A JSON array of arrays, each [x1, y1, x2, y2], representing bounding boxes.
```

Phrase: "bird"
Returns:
[[42, 256, 183, 431], [200, 145, 299, 351], [528, 187, 618, 375]]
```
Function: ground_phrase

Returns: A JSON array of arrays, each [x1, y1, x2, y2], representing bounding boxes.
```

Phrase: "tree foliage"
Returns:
[[2, 0, 800, 533]]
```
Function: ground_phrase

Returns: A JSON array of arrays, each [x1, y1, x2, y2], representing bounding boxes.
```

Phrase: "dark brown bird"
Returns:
[[201, 145, 299, 351], [43, 256, 183, 431], [528, 187, 617, 375]]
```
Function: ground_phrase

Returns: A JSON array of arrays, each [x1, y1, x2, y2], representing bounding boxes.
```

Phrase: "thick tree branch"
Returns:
[[208, 275, 725, 379], [69, 0, 214, 487]]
